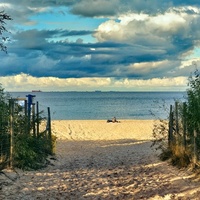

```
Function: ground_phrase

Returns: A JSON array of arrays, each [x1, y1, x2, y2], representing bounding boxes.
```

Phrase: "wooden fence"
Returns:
[[0, 95, 52, 170], [168, 101, 200, 166]]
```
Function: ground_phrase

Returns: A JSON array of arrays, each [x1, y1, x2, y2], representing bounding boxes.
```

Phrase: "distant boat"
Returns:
[[32, 90, 42, 92]]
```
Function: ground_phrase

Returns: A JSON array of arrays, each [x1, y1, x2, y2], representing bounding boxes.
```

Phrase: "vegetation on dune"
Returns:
[[0, 11, 56, 170], [153, 69, 200, 168], [0, 84, 56, 170]]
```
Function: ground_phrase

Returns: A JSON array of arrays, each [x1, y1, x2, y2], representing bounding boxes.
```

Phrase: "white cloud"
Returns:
[[114, 77, 187, 91], [1, 1, 199, 92], [0, 3, 12, 9], [128, 60, 168, 72], [0, 73, 187, 92], [94, 9, 192, 43], [0, 73, 111, 91]]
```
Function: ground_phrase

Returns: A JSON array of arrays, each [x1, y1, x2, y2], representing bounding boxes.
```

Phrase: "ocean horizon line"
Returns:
[[9, 90, 186, 93]]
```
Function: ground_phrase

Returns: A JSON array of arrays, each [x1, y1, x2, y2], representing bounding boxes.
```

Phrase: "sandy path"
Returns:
[[1, 120, 200, 199]]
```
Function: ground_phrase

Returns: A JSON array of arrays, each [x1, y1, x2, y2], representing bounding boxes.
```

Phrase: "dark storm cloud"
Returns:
[[69, 0, 200, 17], [1, 0, 200, 81], [0, 25, 195, 79], [13, 29, 94, 46], [3, 0, 200, 20]]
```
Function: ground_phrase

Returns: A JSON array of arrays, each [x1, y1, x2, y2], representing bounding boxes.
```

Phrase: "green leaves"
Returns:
[[0, 10, 12, 53], [13, 134, 49, 170]]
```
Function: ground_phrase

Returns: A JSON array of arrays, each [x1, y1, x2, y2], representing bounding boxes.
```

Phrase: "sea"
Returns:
[[10, 91, 186, 120]]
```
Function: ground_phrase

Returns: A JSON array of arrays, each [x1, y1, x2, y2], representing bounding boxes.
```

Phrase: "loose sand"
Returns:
[[1, 120, 200, 199]]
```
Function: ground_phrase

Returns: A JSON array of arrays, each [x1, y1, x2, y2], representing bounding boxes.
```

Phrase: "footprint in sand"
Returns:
[[68, 124, 72, 135]]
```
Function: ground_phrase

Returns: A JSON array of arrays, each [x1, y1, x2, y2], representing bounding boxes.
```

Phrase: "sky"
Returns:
[[1, 0, 200, 92]]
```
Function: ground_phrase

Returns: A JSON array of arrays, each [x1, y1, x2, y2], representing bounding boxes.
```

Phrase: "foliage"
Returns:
[[152, 120, 169, 152], [13, 131, 56, 170], [186, 69, 200, 146], [0, 10, 12, 53], [152, 109, 191, 167], [0, 85, 10, 168], [170, 144, 191, 168], [152, 119, 173, 162], [152, 69, 200, 168], [12, 105, 56, 170], [0, 84, 56, 170]]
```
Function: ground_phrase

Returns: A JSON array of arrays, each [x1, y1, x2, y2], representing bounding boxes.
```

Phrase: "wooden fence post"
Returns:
[[36, 101, 39, 137], [182, 102, 187, 152], [193, 129, 197, 165], [24, 100, 29, 135], [168, 104, 173, 149], [175, 101, 179, 135], [24, 100, 27, 117], [9, 99, 14, 169], [32, 103, 36, 137], [47, 107, 52, 154]]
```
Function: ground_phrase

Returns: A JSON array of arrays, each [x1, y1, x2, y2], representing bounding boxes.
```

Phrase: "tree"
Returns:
[[0, 84, 10, 169], [0, 11, 12, 53]]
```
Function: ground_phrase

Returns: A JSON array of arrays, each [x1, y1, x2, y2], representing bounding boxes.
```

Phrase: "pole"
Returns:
[[183, 102, 187, 152], [36, 101, 39, 137], [47, 107, 52, 154], [9, 99, 14, 168], [168, 105, 173, 149], [26, 94, 36, 134], [175, 101, 179, 135], [193, 130, 197, 165], [32, 103, 36, 137]]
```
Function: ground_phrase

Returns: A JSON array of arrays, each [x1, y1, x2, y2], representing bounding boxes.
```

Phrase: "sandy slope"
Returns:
[[1, 120, 200, 199]]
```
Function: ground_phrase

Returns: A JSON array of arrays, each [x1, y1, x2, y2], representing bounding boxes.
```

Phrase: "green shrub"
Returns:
[[13, 132, 54, 170], [152, 69, 200, 168], [0, 85, 10, 168], [0, 84, 56, 170]]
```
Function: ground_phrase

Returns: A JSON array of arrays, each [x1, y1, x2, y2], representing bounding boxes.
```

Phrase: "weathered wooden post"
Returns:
[[182, 102, 187, 152], [175, 101, 180, 155], [193, 129, 197, 165], [47, 107, 52, 154], [24, 100, 28, 117], [175, 101, 179, 135], [32, 103, 36, 137], [168, 105, 173, 150], [9, 99, 14, 168], [24, 100, 28, 134], [36, 101, 39, 137]]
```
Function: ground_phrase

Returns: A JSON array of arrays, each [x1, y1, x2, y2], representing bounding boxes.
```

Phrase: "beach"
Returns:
[[1, 120, 200, 199]]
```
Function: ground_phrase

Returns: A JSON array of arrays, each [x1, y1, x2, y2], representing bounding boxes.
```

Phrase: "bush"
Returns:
[[0, 85, 10, 169], [0, 84, 56, 170], [152, 69, 200, 168], [13, 131, 56, 170]]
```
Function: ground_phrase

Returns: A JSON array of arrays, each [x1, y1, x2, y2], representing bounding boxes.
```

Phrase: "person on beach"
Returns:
[[107, 117, 120, 123], [112, 117, 117, 122]]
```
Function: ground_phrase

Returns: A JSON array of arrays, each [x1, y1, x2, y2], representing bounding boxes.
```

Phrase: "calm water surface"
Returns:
[[10, 92, 185, 120]]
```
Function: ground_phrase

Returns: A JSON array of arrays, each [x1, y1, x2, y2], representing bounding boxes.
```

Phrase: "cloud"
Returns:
[[0, 73, 187, 92], [94, 10, 195, 52], [1, 0, 200, 91], [70, 0, 120, 17], [1, 25, 199, 80], [114, 76, 187, 89]]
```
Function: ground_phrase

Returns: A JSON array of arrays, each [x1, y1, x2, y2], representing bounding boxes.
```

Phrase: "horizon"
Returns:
[[8, 90, 186, 93]]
